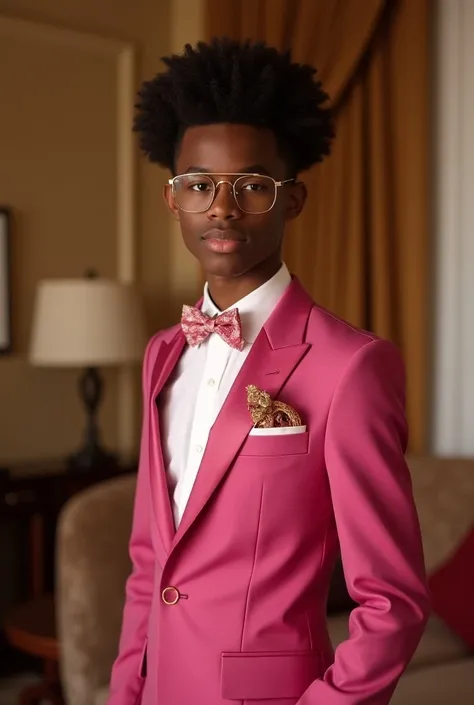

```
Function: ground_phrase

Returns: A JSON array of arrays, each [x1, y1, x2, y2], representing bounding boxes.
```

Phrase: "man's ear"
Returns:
[[285, 181, 307, 220], [163, 184, 180, 220]]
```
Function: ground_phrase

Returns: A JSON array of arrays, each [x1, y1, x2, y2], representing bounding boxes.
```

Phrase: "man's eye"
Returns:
[[190, 182, 212, 192], [241, 182, 266, 192]]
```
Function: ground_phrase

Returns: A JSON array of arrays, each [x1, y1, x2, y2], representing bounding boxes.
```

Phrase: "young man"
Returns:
[[108, 38, 430, 705]]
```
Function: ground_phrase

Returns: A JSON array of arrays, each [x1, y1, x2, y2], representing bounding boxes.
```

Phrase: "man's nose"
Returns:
[[207, 181, 241, 220]]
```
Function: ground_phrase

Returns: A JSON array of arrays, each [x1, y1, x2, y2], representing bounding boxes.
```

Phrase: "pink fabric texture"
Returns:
[[181, 304, 244, 350], [107, 278, 430, 705]]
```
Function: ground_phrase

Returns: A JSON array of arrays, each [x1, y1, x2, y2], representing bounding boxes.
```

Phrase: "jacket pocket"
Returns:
[[239, 431, 309, 456], [221, 650, 322, 700], [138, 637, 147, 678]]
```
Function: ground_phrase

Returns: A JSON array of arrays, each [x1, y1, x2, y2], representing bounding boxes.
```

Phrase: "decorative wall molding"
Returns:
[[0, 15, 138, 456], [432, 0, 474, 455]]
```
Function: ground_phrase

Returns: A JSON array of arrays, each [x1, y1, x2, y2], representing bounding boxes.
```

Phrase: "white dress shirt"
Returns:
[[160, 263, 292, 528]]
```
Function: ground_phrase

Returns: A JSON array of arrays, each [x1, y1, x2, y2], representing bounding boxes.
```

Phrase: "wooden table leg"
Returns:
[[18, 659, 64, 705]]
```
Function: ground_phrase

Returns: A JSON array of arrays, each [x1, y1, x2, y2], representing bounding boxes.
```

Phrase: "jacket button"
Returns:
[[161, 586, 180, 605]]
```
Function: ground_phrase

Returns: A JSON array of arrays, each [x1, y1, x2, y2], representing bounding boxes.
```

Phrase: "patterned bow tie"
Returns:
[[181, 305, 245, 351]]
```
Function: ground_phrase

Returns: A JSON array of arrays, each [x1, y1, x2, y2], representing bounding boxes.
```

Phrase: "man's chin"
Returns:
[[200, 252, 250, 279]]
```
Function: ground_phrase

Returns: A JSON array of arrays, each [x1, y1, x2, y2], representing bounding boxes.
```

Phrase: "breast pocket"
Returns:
[[239, 431, 309, 456]]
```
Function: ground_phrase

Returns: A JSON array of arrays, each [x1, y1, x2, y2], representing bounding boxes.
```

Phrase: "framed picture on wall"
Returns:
[[0, 208, 11, 353]]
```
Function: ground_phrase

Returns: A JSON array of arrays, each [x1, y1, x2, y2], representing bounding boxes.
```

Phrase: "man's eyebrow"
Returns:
[[184, 166, 210, 174], [182, 165, 272, 175], [240, 165, 272, 175]]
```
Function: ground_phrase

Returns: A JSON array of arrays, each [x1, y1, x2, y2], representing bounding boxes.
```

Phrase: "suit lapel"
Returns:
[[171, 278, 313, 552], [148, 329, 186, 554]]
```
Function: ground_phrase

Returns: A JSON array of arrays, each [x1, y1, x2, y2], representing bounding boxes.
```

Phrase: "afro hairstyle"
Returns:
[[133, 37, 334, 176]]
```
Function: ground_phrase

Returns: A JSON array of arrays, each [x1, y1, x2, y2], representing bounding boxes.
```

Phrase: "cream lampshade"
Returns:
[[29, 276, 147, 470]]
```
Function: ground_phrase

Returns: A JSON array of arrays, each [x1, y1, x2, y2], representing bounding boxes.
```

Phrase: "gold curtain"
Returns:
[[204, 0, 430, 452]]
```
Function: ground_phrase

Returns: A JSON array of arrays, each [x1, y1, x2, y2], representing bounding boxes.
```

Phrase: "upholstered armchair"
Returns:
[[56, 458, 474, 705], [56, 474, 137, 705]]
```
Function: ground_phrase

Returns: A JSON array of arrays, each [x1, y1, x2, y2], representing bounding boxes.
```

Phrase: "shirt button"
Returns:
[[195, 444, 203, 454], [207, 378, 215, 387]]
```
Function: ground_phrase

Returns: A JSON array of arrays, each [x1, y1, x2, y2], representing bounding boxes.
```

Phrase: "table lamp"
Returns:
[[29, 276, 146, 471]]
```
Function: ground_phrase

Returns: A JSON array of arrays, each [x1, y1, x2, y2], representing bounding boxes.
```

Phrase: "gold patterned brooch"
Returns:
[[246, 384, 303, 428]]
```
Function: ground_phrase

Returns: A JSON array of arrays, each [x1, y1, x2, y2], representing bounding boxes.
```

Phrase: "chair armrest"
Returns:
[[56, 474, 137, 705]]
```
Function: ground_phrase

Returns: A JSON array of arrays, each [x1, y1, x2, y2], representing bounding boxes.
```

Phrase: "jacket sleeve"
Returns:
[[298, 338, 431, 705], [107, 338, 156, 705]]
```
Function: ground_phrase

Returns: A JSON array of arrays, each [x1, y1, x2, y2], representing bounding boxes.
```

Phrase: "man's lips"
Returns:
[[201, 228, 246, 242], [201, 229, 246, 253]]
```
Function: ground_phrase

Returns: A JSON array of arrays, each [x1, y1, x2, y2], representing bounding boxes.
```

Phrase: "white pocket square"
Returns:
[[249, 425, 307, 436]]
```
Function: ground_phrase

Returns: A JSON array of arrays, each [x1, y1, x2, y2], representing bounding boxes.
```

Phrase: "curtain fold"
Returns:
[[204, 0, 430, 452], [206, 0, 385, 103]]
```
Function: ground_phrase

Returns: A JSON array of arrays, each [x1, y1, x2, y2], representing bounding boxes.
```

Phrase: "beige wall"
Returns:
[[0, 0, 203, 463]]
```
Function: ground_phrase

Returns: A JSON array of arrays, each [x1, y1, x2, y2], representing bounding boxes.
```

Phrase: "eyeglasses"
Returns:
[[168, 173, 295, 214]]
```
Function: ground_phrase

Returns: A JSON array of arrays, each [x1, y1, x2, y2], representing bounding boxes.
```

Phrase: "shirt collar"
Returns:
[[201, 263, 292, 344]]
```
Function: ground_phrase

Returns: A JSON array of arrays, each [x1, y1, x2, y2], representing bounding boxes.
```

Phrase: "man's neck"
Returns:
[[206, 260, 282, 311]]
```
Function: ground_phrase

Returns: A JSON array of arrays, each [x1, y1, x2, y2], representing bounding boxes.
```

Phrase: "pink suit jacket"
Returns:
[[107, 277, 430, 705]]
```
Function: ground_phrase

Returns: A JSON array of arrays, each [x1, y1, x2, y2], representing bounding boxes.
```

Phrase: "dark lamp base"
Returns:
[[67, 444, 117, 472]]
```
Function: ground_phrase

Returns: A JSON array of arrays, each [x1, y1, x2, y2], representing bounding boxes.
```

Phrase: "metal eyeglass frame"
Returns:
[[168, 173, 295, 214]]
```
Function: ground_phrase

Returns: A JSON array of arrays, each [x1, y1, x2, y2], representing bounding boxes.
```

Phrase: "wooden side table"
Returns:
[[1, 458, 136, 703], [4, 595, 62, 705]]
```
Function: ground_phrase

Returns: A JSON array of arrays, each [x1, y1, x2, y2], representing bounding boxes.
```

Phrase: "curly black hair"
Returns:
[[133, 37, 334, 176]]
